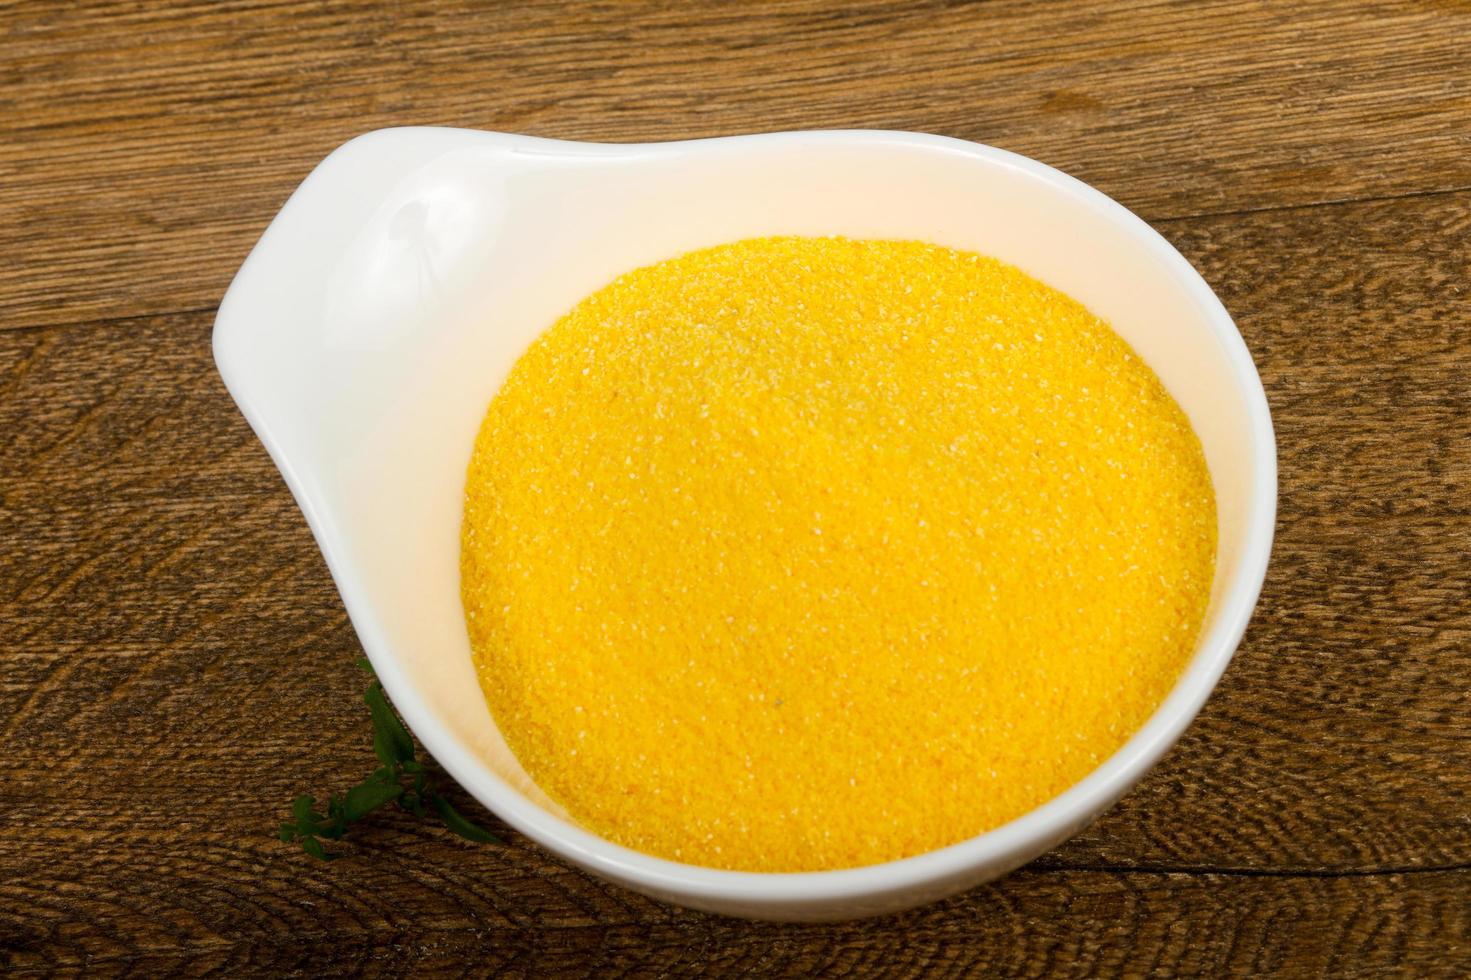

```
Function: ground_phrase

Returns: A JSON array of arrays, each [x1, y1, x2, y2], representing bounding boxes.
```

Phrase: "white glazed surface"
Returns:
[[213, 127, 1276, 921]]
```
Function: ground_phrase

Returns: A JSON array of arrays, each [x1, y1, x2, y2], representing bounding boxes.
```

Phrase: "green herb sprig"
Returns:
[[279, 659, 503, 860]]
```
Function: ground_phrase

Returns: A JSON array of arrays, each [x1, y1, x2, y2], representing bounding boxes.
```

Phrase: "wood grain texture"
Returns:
[[4, 866, 1468, 977], [2, 0, 1469, 975], [3, 0, 1470, 331]]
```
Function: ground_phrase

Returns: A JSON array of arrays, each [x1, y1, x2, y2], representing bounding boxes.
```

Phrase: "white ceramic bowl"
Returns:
[[214, 127, 1275, 921]]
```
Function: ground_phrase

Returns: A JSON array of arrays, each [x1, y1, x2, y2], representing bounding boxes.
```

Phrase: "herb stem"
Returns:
[[279, 658, 503, 859]]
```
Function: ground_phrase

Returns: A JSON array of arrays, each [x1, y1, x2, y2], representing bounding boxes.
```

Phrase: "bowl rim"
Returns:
[[216, 126, 1277, 908]]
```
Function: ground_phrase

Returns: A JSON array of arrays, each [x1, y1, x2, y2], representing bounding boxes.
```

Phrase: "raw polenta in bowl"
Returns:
[[214, 128, 1275, 920], [461, 237, 1216, 873]]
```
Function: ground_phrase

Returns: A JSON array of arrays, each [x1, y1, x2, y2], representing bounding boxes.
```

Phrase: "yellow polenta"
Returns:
[[461, 237, 1216, 872]]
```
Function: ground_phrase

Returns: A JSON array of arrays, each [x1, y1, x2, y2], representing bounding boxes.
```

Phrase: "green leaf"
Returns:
[[343, 780, 403, 821], [300, 836, 333, 861], [278, 824, 298, 842], [372, 727, 399, 768], [316, 797, 347, 839], [356, 657, 375, 674], [430, 793, 503, 844], [364, 682, 415, 763], [293, 795, 338, 840]]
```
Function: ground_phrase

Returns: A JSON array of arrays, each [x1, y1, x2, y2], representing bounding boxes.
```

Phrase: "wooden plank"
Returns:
[[3, 0, 1470, 330], [2, 861, 1467, 976]]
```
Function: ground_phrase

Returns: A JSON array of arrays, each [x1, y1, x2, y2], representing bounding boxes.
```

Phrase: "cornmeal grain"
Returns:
[[461, 236, 1216, 872]]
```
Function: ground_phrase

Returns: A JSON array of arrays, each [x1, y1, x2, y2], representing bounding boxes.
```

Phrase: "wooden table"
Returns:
[[3, 1, 1468, 975]]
